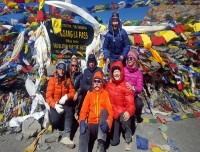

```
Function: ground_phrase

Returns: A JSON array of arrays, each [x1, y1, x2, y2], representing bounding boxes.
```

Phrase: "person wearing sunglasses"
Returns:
[[46, 61, 76, 149], [103, 12, 130, 69], [69, 56, 84, 120], [106, 61, 135, 151], [124, 49, 144, 123], [78, 71, 113, 152]]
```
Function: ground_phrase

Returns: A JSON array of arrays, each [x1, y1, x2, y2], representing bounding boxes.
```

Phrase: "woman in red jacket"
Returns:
[[106, 61, 135, 151], [46, 61, 75, 149]]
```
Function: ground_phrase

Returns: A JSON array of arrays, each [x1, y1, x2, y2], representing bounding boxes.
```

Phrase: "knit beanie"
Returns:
[[56, 61, 66, 71], [88, 53, 96, 63], [127, 50, 138, 61]]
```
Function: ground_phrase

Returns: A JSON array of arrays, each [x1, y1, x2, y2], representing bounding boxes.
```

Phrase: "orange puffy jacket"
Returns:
[[46, 71, 75, 108], [79, 71, 113, 130]]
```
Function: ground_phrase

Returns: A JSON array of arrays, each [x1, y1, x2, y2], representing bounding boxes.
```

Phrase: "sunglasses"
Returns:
[[127, 57, 133, 61], [71, 64, 78, 68], [93, 79, 102, 84]]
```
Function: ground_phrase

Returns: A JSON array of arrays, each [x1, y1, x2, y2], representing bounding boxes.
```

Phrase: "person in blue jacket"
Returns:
[[103, 12, 130, 67], [82, 53, 103, 97]]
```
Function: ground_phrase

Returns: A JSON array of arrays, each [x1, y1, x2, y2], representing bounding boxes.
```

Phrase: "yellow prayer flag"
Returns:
[[143, 118, 150, 123], [149, 47, 165, 67], [140, 34, 152, 48], [39, 0, 45, 10], [151, 147, 168, 152], [193, 23, 200, 32], [51, 18, 62, 34]]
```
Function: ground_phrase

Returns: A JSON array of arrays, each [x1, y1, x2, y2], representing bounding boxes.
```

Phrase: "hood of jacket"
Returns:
[[110, 61, 124, 85], [92, 71, 104, 91], [108, 14, 122, 35]]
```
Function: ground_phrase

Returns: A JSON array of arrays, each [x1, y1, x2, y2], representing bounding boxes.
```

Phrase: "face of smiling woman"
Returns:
[[113, 69, 121, 81], [57, 68, 65, 77], [127, 56, 136, 67], [112, 18, 119, 30]]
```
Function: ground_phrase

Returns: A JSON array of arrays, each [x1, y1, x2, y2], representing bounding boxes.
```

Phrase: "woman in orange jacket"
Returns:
[[78, 71, 113, 152], [46, 61, 75, 149]]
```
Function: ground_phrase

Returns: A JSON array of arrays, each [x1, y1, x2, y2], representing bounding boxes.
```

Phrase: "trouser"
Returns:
[[78, 109, 108, 152], [50, 105, 73, 138], [110, 112, 132, 146], [135, 96, 144, 118], [131, 96, 144, 133], [75, 94, 83, 115]]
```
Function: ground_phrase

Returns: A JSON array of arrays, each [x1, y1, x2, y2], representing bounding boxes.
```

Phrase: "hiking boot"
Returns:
[[59, 137, 75, 149], [137, 116, 143, 123], [96, 139, 106, 152], [125, 142, 132, 151]]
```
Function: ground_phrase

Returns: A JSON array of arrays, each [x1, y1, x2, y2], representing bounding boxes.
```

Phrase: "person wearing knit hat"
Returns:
[[103, 12, 130, 69], [82, 53, 103, 97], [124, 47, 144, 124], [56, 61, 67, 78], [46, 60, 76, 149]]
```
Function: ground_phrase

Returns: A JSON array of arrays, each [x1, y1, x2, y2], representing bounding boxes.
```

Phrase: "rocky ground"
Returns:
[[0, 114, 200, 152], [1, 62, 199, 152], [141, 4, 200, 26]]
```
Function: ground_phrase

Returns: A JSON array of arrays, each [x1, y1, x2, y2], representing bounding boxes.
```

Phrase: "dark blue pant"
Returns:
[[75, 94, 84, 114], [110, 112, 132, 146], [78, 109, 108, 152], [50, 105, 73, 138], [135, 96, 144, 118]]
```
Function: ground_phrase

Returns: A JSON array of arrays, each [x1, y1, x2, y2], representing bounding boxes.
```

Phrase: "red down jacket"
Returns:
[[106, 61, 135, 119]]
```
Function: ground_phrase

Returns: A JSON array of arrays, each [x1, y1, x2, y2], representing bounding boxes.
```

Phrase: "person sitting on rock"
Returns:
[[78, 71, 113, 152], [46, 61, 75, 149], [124, 48, 144, 123], [106, 61, 135, 151], [68, 56, 84, 119], [103, 12, 130, 68]]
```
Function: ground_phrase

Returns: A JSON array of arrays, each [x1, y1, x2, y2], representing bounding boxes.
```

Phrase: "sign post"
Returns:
[[46, 21, 94, 58]]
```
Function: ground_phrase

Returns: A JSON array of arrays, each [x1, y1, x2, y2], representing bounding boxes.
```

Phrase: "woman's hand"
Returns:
[[126, 82, 135, 91], [123, 111, 130, 121]]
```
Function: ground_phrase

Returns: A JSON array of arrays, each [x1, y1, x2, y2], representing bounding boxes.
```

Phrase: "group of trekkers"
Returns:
[[45, 12, 144, 152]]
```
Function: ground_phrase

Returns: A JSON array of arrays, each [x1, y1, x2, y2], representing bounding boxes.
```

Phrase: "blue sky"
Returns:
[[71, 0, 150, 23], [0, 0, 150, 24]]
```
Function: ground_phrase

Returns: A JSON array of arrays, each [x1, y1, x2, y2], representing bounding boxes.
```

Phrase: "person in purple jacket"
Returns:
[[124, 48, 144, 123]]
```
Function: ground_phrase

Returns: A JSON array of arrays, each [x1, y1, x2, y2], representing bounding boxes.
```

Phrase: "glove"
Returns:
[[106, 58, 110, 64], [100, 121, 109, 133], [54, 103, 64, 114], [80, 120, 87, 135], [59, 94, 68, 105]]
